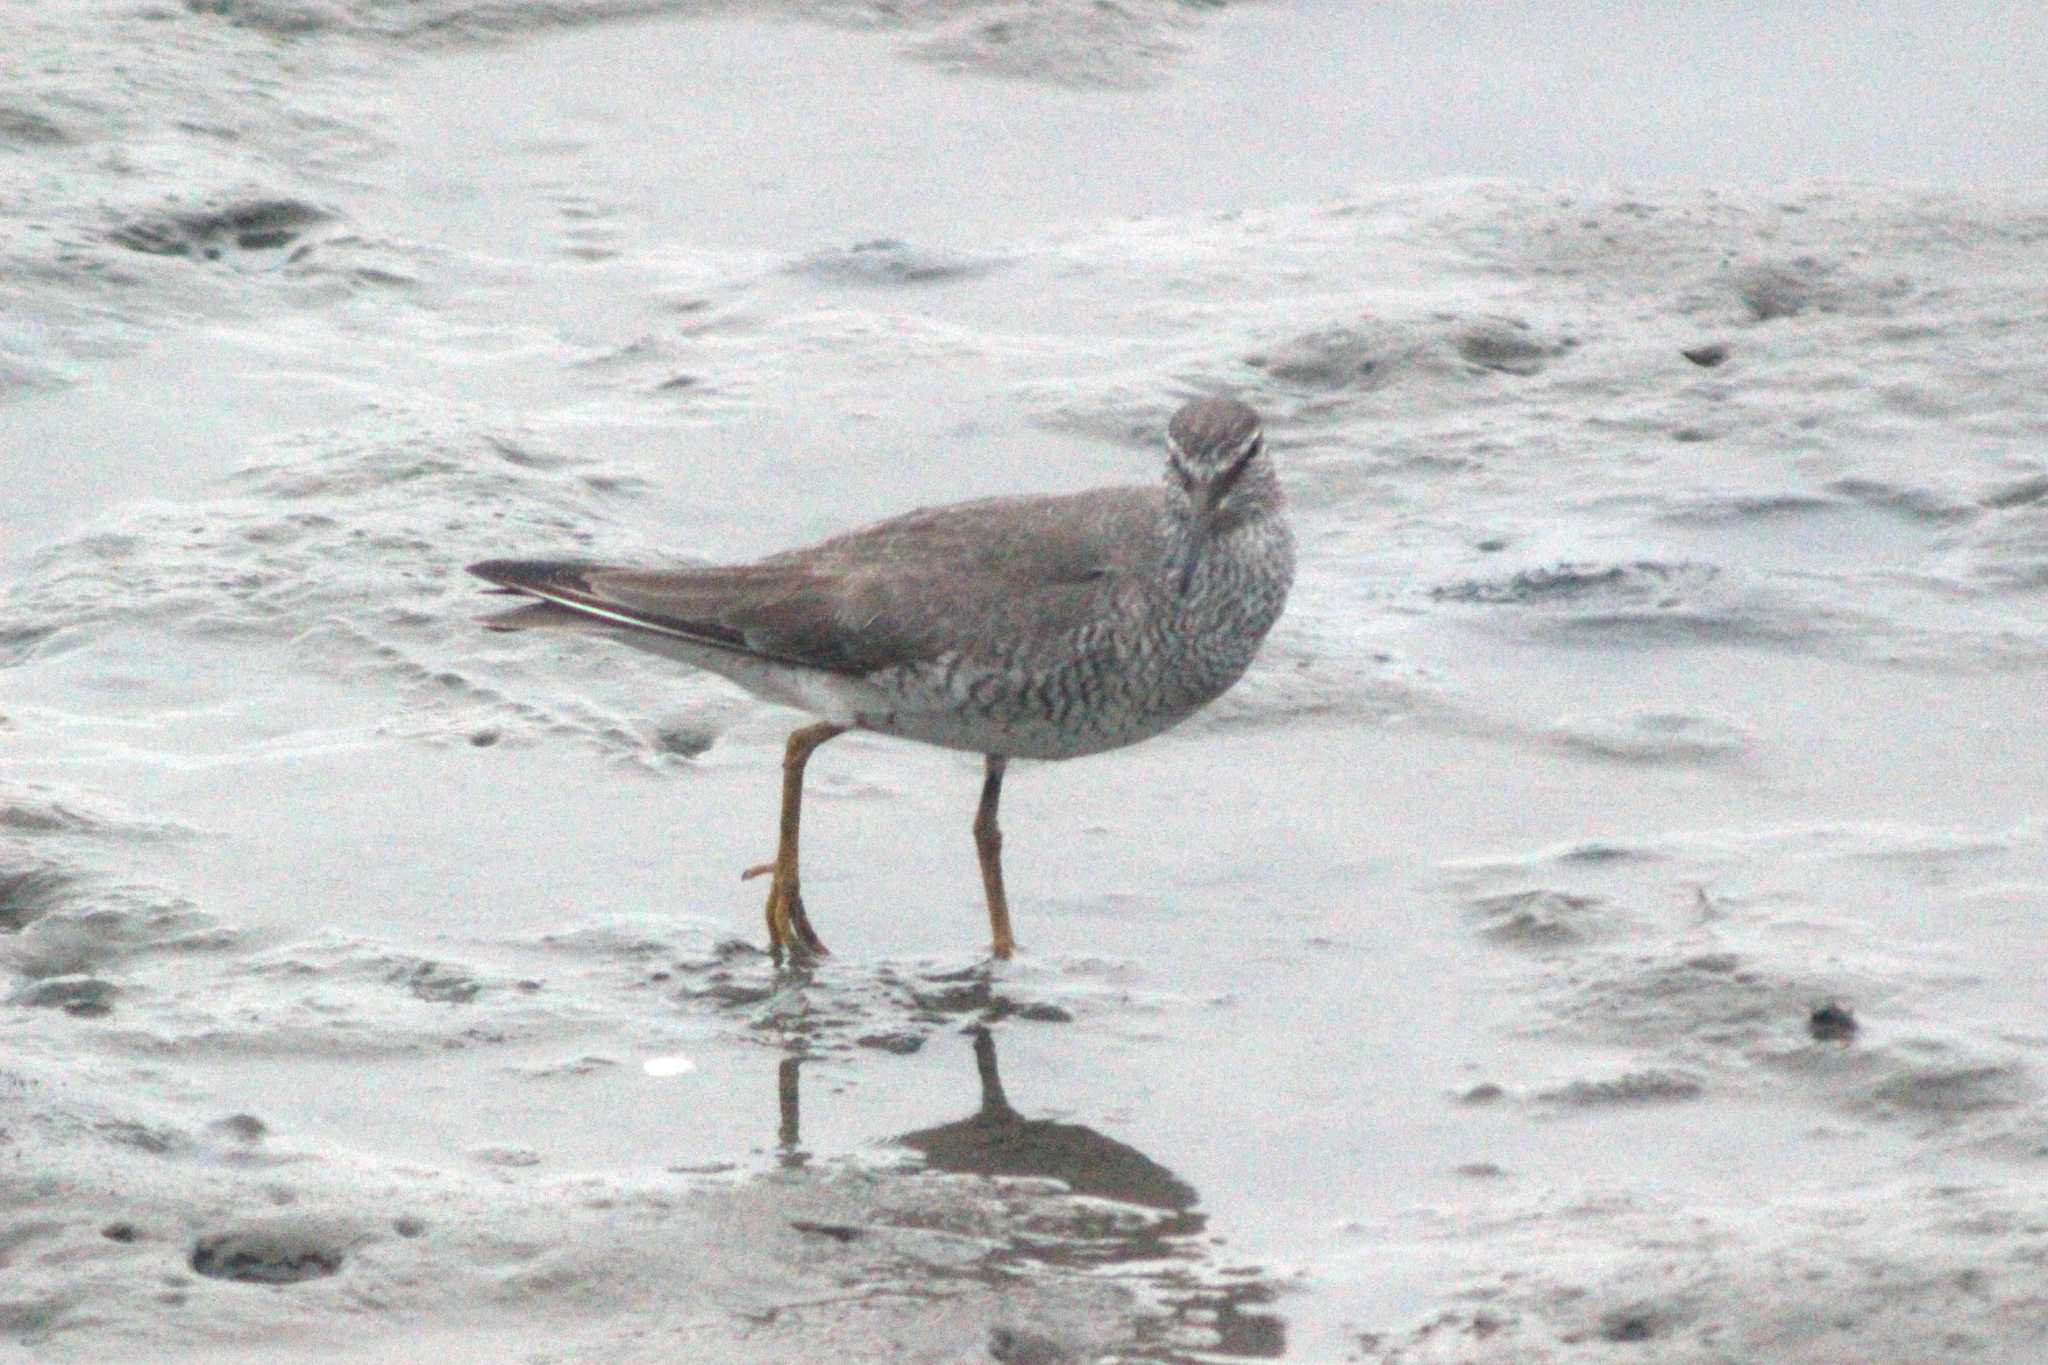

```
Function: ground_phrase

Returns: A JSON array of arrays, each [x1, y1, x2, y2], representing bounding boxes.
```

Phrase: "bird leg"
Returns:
[[742, 721, 844, 962], [974, 755, 1016, 960]]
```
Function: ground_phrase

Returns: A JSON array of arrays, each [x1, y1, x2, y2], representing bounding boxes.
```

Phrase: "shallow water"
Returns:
[[5, 0, 2048, 1360]]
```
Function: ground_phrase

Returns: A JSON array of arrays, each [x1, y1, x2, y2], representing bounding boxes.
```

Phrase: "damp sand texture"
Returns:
[[4, 2, 2048, 1362]]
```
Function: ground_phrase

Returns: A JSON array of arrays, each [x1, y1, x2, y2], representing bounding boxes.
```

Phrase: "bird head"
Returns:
[[1163, 397, 1274, 592], [1165, 396, 1267, 523]]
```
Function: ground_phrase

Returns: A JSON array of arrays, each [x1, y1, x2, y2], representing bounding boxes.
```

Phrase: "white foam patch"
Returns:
[[642, 1055, 698, 1078]]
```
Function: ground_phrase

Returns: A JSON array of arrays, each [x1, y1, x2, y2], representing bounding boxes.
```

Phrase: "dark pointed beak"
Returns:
[[1174, 536, 1203, 594]]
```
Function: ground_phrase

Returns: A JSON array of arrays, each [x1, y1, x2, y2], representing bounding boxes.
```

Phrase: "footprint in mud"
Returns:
[[1599, 1300, 1690, 1345], [1733, 259, 1827, 321], [1861, 1059, 2028, 1120], [1549, 711, 1752, 765], [1248, 314, 1562, 392], [789, 238, 1003, 286], [1, 793, 226, 1017], [0, 862, 69, 934], [107, 197, 332, 264], [1247, 322, 1409, 391], [390, 958, 484, 1005], [1980, 473, 2048, 511], [1721, 255, 1911, 323], [0, 104, 72, 148], [188, 1224, 345, 1285], [1451, 316, 1559, 375], [1536, 1069, 1707, 1109], [2, 873, 210, 981], [1432, 559, 1720, 609], [0, 625, 54, 667], [1466, 888, 1618, 952], [7, 974, 119, 1018], [546, 188, 623, 262], [209, 1113, 268, 1147]]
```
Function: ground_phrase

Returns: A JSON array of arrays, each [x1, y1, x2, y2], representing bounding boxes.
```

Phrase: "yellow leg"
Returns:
[[742, 722, 844, 962], [974, 755, 1016, 960]]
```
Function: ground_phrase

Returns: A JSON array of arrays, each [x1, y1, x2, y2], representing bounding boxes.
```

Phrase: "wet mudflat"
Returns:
[[4, 1, 2048, 1360]]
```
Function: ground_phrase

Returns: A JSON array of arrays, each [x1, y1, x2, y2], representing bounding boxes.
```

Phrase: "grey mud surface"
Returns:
[[4, 1, 2048, 1361]]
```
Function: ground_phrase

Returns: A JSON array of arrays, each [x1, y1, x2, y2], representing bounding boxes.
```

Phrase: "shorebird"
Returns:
[[469, 396, 1293, 961]]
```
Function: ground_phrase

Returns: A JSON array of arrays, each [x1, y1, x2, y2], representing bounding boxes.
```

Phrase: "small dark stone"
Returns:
[[392, 1216, 426, 1238], [1682, 343, 1730, 367], [1809, 1001, 1859, 1043], [101, 1222, 140, 1243], [856, 1031, 924, 1055]]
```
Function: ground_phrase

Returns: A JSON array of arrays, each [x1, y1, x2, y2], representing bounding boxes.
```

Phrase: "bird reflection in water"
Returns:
[[776, 1026, 1285, 1360]]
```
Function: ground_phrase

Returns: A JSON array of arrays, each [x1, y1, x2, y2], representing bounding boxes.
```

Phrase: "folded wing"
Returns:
[[470, 486, 1164, 678]]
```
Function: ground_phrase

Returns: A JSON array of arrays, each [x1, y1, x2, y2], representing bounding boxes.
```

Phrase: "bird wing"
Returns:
[[469, 486, 1164, 677]]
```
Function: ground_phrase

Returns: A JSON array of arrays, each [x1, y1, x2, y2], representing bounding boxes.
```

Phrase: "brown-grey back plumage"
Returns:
[[471, 395, 1291, 762], [472, 484, 1166, 678]]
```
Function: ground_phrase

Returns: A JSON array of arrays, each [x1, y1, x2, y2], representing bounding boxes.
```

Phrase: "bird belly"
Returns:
[[850, 651, 1223, 760], [850, 703, 1190, 761]]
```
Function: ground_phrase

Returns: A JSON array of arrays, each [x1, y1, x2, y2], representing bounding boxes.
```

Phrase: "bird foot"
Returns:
[[757, 864, 829, 963]]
